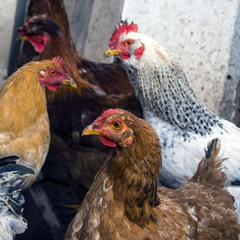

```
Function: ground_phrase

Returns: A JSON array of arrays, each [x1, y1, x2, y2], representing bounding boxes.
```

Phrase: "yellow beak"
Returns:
[[18, 36, 28, 41], [63, 78, 77, 88], [82, 124, 100, 136], [104, 49, 123, 57]]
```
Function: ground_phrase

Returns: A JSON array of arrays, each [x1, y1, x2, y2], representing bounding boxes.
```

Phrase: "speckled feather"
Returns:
[[65, 110, 239, 239]]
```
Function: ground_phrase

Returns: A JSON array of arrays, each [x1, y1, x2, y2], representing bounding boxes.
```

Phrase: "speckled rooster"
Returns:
[[105, 21, 240, 190], [65, 109, 239, 239]]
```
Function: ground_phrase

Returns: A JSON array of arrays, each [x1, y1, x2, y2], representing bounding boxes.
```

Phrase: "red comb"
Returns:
[[28, 16, 39, 24], [18, 16, 40, 32], [95, 109, 118, 123], [109, 20, 138, 48], [25, 16, 39, 27], [52, 57, 71, 76]]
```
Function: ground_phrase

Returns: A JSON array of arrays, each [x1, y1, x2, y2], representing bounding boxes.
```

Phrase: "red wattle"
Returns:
[[135, 46, 144, 59], [119, 52, 130, 59], [47, 85, 60, 91], [31, 42, 45, 53], [99, 134, 117, 148], [28, 35, 49, 53]]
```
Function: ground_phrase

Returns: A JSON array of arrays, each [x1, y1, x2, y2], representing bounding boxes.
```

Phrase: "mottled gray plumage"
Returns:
[[0, 156, 34, 239], [123, 50, 222, 137]]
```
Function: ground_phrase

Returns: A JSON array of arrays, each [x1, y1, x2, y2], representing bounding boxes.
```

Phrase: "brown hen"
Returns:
[[65, 108, 239, 240]]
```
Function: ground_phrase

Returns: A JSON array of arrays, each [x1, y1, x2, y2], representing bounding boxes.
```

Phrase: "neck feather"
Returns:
[[106, 124, 161, 228], [0, 63, 47, 133], [123, 47, 222, 135]]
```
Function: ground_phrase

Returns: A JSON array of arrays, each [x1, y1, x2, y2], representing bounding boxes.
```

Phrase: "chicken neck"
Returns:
[[104, 125, 161, 229], [122, 54, 223, 136]]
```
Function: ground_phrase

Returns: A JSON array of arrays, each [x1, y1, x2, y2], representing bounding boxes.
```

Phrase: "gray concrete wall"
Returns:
[[0, 0, 28, 88], [82, 0, 124, 62], [65, 0, 124, 63], [0, 1, 17, 84], [122, 0, 240, 120], [0, 0, 27, 87]]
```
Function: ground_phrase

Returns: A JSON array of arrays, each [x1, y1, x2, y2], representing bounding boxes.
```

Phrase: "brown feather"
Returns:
[[190, 138, 227, 187]]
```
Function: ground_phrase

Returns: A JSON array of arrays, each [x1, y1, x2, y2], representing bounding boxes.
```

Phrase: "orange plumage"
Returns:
[[0, 58, 76, 187], [65, 109, 239, 239]]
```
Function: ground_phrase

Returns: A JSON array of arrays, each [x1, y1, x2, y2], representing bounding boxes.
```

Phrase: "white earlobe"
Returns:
[[40, 70, 46, 77]]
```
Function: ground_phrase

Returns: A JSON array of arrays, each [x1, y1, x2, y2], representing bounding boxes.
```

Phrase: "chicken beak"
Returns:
[[82, 124, 100, 136], [17, 36, 28, 41], [63, 78, 77, 88], [104, 49, 123, 57]]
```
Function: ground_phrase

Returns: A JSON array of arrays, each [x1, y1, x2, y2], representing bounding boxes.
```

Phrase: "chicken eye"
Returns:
[[50, 70, 56, 76], [126, 40, 132, 46], [112, 122, 122, 130]]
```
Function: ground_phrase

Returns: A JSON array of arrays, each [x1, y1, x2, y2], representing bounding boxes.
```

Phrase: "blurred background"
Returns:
[[0, 0, 239, 239]]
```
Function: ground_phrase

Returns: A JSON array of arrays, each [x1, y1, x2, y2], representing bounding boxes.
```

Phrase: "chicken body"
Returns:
[[0, 58, 76, 187], [105, 21, 240, 189], [65, 109, 239, 239], [17, 6, 142, 191]]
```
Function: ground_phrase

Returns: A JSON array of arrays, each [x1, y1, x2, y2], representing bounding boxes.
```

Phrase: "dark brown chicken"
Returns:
[[65, 108, 239, 240], [17, 0, 142, 192], [16, 0, 74, 67]]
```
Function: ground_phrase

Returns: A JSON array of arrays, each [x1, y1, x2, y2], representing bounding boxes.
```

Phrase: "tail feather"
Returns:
[[190, 138, 227, 188], [0, 197, 23, 216], [0, 163, 35, 194], [0, 162, 34, 216], [0, 155, 20, 167], [0, 159, 34, 239], [0, 161, 34, 238], [0, 162, 34, 177]]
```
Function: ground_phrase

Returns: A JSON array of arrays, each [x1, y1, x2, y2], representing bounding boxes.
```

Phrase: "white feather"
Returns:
[[144, 109, 240, 187], [0, 215, 27, 240]]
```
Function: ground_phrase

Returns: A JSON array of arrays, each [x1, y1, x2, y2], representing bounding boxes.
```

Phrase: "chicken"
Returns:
[[0, 57, 76, 187], [0, 155, 34, 239], [105, 21, 240, 189], [16, 0, 74, 67], [17, 9, 142, 191], [65, 108, 239, 239]]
